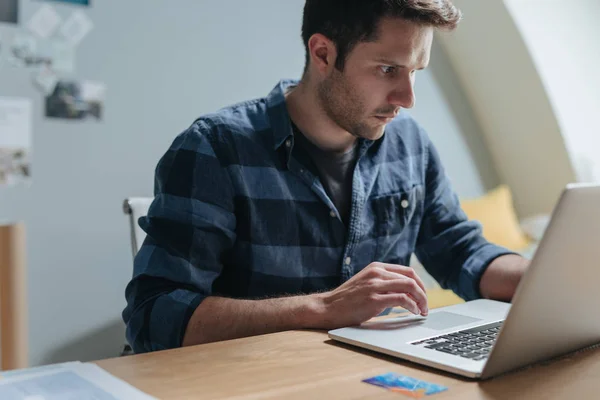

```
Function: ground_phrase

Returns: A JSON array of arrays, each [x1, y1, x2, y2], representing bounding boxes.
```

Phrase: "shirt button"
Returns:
[[329, 210, 336, 218], [285, 139, 291, 148], [401, 199, 410, 209], [345, 257, 351, 265]]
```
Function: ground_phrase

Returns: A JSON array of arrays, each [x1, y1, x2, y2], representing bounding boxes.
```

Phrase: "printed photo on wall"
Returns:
[[45, 80, 105, 121], [0, 97, 32, 187], [0, 0, 19, 24], [38, 0, 90, 6], [0, 148, 30, 186]]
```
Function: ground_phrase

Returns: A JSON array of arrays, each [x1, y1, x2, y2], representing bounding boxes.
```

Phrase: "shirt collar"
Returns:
[[266, 79, 298, 150]]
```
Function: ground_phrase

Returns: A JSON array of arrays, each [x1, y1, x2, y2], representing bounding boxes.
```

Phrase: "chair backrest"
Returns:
[[122, 197, 153, 258]]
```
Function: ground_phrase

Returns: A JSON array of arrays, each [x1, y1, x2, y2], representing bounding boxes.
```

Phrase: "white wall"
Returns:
[[505, 0, 600, 182], [411, 40, 500, 199], [411, 68, 488, 198], [0, 0, 497, 366], [436, 0, 577, 218]]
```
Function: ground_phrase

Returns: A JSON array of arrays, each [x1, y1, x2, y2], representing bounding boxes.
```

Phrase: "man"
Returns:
[[123, 0, 529, 353]]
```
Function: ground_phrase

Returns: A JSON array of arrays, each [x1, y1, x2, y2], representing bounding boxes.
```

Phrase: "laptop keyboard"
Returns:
[[411, 321, 503, 361]]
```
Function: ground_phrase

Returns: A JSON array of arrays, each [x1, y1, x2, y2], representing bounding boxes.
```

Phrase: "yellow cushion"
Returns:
[[380, 290, 464, 318], [426, 288, 464, 309], [460, 185, 531, 251]]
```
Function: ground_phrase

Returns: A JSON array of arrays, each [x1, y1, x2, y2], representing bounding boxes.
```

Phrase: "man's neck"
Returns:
[[285, 81, 357, 154]]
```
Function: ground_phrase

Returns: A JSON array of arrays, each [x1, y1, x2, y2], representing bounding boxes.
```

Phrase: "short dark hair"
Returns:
[[301, 0, 462, 73]]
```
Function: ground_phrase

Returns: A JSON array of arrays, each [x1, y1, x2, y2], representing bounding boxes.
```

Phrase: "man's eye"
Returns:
[[380, 66, 396, 75]]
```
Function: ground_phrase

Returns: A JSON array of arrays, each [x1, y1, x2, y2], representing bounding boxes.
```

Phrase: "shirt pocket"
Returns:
[[371, 184, 423, 238]]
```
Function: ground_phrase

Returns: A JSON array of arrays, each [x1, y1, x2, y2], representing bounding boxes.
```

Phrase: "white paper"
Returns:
[[59, 10, 93, 47], [33, 66, 59, 95], [0, 97, 32, 148], [0, 97, 32, 186], [0, 362, 81, 379], [27, 5, 62, 39], [39, 38, 75, 73], [0, 363, 157, 400]]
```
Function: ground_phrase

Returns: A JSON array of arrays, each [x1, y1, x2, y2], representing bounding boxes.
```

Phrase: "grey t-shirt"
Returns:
[[292, 122, 359, 226]]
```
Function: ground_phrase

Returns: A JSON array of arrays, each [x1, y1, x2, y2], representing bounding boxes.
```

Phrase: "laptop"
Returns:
[[329, 183, 600, 379]]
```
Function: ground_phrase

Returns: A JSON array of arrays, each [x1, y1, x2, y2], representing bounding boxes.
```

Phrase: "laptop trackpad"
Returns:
[[422, 312, 482, 330]]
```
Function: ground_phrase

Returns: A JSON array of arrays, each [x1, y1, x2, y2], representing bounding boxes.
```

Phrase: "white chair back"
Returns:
[[122, 197, 153, 258]]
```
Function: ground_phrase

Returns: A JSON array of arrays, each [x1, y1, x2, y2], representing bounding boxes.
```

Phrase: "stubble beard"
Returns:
[[317, 70, 384, 141]]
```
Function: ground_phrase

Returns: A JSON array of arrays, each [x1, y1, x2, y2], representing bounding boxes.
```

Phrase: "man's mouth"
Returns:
[[374, 116, 394, 124]]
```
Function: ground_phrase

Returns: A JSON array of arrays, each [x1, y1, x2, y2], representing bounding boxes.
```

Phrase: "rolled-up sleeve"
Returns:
[[415, 136, 515, 301], [122, 119, 236, 353]]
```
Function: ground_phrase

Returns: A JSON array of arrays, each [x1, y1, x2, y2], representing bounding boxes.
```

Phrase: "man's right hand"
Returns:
[[182, 262, 429, 347], [312, 262, 429, 330]]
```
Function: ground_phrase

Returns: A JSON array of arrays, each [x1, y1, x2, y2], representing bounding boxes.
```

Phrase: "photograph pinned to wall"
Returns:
[[27, 4, 62, 39], [59, 10, 93, 47], [0, 97, 32, 187], [0, 0, 19, 24], [8, 34, 43, 68], [45, 80, 105, 121], [38, 0, 90, 5], [8, 34, 74, 73]]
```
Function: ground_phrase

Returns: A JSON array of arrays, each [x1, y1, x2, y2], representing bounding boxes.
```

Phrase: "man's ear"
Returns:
[[307, 33, 338, 77]]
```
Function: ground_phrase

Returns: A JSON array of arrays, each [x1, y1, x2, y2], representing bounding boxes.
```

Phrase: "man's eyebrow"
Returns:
[[374, 58, 427, 70]]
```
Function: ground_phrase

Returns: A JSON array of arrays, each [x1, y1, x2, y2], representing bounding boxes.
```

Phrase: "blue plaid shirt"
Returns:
[[123, 79, 512, 353]]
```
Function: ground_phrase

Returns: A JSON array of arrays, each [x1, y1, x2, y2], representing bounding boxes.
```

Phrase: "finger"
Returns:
[[407, 292, 428, 316], [376, 278, 428, 315], [377, 268, 427, 297], [377, 263, 427, 294], [375, 293, 420, 315], [376, 263, 427, 294], [375, 269, 428, 307]]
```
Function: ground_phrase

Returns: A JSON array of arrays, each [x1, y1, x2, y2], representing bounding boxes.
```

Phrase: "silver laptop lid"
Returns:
[[482, 183, 600, 378]]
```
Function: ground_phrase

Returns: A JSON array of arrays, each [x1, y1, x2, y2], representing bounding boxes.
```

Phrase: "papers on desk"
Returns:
[[0, 361, 82, 380], [0, 361, 156, 400]]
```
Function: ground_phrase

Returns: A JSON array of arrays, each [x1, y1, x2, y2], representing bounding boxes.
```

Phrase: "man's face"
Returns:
[[317, 18, 433, 141]]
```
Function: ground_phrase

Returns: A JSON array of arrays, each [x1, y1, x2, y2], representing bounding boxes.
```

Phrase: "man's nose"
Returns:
[[387, 78, 416, 109]]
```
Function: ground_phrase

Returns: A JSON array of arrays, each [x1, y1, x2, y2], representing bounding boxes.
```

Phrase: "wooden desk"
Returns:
[[94, 290, 600, 399]]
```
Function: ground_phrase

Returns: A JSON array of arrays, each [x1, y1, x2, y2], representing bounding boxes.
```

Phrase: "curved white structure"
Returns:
[[437, 0, 579, 217]]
